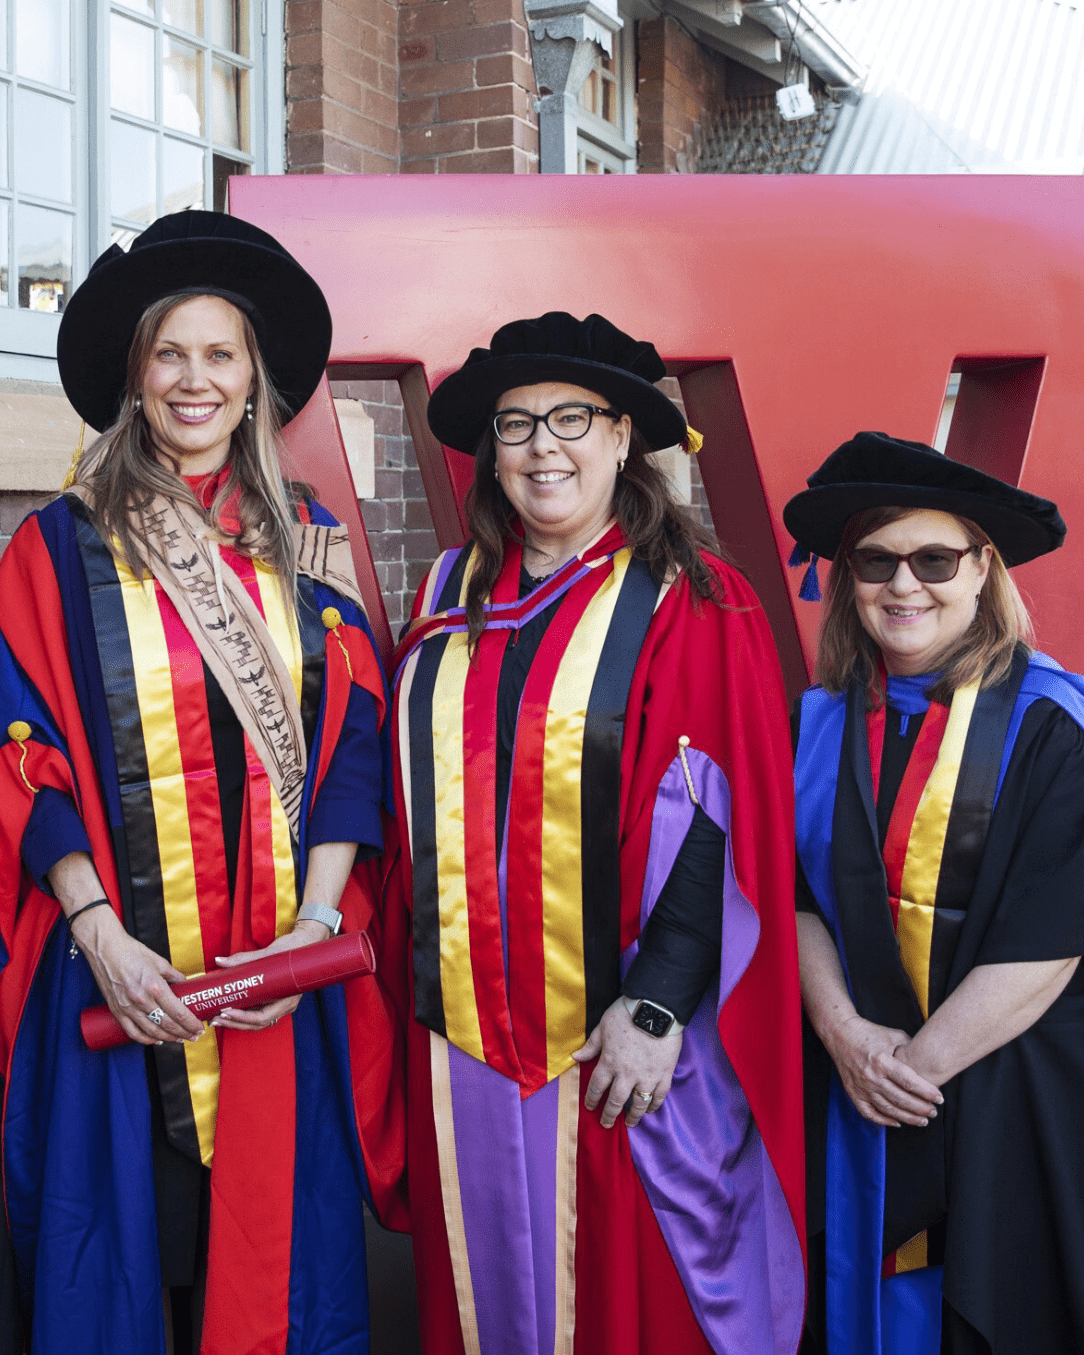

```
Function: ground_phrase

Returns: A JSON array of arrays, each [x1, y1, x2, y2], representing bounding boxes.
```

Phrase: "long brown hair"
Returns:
[[74, 292, 299, 592], [815, 505, 1033, 706], [463, 422, 724, 648]]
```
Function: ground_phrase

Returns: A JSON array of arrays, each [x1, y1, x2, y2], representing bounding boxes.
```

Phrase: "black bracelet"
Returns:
[[67, 898, 111, 928], [66, 898, 112, 958]]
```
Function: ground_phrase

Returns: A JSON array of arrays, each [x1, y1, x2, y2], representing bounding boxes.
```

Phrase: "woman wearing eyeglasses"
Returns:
[[785, 432, 1084, 1355], [389, 312, 806, 1353]]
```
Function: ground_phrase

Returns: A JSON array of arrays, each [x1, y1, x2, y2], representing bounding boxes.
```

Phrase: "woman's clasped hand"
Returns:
[[820, 1012, 941, 1128]]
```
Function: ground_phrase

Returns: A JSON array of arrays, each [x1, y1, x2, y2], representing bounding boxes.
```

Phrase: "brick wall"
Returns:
[[657, 376, 716, 543], [636, 16, 728, 173], [286, 0, 400, 172], [398, 0, 539, 172], [331, 379, 438, 631]]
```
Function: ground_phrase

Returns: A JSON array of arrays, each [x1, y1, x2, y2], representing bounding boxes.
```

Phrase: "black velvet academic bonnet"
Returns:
[[57, 210, 332, 432], [783, 431, 1066, 569], [426, 311, 689, 454]]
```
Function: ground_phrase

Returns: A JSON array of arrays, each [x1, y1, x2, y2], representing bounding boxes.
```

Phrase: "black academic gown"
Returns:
[[797, 657, 1084, 1355]]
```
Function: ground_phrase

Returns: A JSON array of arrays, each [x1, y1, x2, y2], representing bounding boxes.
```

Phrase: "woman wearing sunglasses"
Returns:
[[784, 432, 1084, 1355]]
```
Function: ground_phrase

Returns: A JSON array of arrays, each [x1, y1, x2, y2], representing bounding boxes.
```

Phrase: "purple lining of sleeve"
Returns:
[[625, 750, 805, 1354]]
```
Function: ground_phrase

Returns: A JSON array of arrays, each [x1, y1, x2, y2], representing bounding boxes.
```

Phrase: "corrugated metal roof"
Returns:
[[813, 0, 1084, 173]]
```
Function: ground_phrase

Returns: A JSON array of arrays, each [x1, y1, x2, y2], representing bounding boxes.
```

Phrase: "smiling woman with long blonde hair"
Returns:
[[0, 211, 402, 1355]]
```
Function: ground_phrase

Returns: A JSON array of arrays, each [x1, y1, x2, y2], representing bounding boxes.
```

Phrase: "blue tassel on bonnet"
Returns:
[[788, 542, 822, 602]]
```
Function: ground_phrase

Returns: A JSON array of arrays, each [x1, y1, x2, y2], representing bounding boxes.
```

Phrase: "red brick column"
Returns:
[[286, 0, 400, 172], [398, 0, 539, 172], [637, 16, 727, 173]]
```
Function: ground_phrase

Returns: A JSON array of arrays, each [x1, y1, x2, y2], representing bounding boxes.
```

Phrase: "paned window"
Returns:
[[0, 0, 282, 381], [110, 0, 255, 248], [0, 0, 80, 362], [579, 46, 618, 128], [576, 21, 636, 173]]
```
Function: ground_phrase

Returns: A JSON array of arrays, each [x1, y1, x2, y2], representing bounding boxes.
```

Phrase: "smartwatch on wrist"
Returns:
[[296, 902, 342, 935], [623, 996, 681, 1039]]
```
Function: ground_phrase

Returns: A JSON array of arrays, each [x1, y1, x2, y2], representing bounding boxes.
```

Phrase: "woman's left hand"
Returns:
[[573, 997, 683, 1129], [209, 919, 330, 1031]]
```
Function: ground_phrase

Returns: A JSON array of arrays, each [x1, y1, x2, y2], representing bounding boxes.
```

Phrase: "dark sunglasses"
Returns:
[[849, 544, 980, 585]]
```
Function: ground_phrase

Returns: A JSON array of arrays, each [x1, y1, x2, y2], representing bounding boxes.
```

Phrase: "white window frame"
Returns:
[[576, 17, 636, 174], [0, 3, 89, 372], [1, 0, 284, 384]]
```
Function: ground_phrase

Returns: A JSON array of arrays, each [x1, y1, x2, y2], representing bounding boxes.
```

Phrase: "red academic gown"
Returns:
[[0, 494, 407, 1354], [388, 531, 806, 1355]]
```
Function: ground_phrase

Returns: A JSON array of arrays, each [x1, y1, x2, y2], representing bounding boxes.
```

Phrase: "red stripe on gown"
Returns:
[[310, 616, 409, 1229], [505, 562, 610, 1095], [405, 1007, 468, 1355], [574, 1078, 713, 1355], [0, 519, 125, 1076], [154, 587, 232, 967], [203, 545, 296, 1354], [202, 1021, 297, 1355], [870, 702, 950, 925], [866, 698, 949, 1281], [456, 544, 523, 1079], [463, 622, 523, 1080], [220, 550, 283, 950]]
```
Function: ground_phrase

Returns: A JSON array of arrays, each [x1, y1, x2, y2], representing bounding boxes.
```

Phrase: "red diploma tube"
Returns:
[[81, 930, 377, 1051]]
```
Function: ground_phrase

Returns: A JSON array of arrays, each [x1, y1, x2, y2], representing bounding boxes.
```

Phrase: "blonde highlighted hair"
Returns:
[[74, 292, 300, 594], [815, 506, 1033, 707]]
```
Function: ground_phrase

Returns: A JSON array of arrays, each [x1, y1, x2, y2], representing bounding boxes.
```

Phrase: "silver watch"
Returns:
[[623, 996, 678, 1038], [296, 902, 342, 935]]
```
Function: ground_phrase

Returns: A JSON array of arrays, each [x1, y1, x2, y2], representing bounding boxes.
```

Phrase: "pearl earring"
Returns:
[[617, 456, 626, 473], [135, 396, 142, 410], [245, 399, 254, 422]]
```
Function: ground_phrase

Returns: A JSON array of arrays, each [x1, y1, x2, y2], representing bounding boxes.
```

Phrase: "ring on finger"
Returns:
[[146, 1008, 164, 1026], [635, 1091, 652, 1104]]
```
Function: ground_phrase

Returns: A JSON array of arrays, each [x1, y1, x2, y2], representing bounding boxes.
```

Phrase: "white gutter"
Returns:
[[741, 1, 866, 95]]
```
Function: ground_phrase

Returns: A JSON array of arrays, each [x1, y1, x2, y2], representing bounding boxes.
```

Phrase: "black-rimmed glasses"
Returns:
[[849, 544, 980, 585], [493, 403, 619, 445]]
